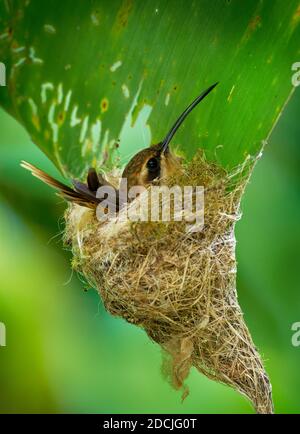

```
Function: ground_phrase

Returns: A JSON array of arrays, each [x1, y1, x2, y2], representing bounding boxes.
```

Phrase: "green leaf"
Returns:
[[0, 0, 299, 177]]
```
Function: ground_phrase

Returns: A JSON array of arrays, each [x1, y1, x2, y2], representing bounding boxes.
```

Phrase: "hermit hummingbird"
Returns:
[[21, 83, 218, 210]]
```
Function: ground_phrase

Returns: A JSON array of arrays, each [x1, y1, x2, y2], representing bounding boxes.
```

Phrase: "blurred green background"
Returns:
[[0, 89, 299, 413]]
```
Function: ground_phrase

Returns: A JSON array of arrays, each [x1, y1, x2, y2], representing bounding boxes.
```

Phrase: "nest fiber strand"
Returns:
[[65, 152, 273, 414]]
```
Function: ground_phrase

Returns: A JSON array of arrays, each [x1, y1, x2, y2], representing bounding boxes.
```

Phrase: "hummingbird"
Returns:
[[21, 83, 218, 211]]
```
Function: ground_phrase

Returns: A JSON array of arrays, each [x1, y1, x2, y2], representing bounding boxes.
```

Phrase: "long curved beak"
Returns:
[[161, 82, 218, 152]]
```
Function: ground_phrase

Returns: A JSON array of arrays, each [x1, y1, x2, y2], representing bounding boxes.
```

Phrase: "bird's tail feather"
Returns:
[[21, 161, 99, 208]]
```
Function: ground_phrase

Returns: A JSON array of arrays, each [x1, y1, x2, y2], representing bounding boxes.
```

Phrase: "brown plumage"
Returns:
[[21, 161, 103, 208], [21, 83, 218, 210]]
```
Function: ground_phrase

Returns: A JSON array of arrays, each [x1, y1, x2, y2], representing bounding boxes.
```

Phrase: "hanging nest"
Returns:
[[64, 151, 273, 414]]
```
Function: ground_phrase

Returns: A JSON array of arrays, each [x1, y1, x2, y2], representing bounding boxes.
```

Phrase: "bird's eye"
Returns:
[[147, 157, 159, 172]]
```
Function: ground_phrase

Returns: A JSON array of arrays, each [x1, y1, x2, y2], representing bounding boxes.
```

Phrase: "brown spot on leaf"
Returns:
[[249, 15, 261, 32], [58, 111, 65, 125], [238, 13, 262, 48], [101, 98, 109, 113], [113, 0, 133, 33], [291, 4, 300, 31]]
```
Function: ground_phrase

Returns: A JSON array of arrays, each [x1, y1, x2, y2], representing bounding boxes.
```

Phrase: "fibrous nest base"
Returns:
[[64, 152, 273, 414]]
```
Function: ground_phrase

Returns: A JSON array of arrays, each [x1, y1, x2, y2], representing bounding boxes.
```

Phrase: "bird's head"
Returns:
[[121, 82, 218, 191]]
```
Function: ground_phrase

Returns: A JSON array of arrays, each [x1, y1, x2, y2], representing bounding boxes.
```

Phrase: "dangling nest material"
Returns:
[[64, 151, 273, 414]]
